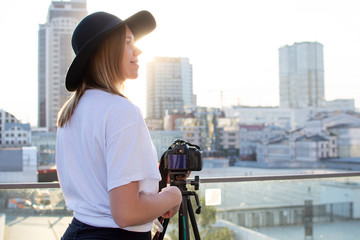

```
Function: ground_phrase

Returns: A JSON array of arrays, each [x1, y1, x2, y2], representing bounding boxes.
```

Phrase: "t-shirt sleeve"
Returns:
[[105, 109, 161, 192]]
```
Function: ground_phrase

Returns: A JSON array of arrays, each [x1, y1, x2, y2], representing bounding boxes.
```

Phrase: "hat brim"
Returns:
[[65, 11, 156, 92]]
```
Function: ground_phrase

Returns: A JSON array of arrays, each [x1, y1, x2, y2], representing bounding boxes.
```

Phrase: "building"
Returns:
[[223, 106, 300, 130], [146, 57, 196, 120], [31, 128, 57, 166], [38, 0, 87, 131], [258, 130, 336, 164], [177, 107, 223, 153], [237, 124, 287, 161], [217, 118, 241, 157], [0, 147, 37, 183], [279, 42, 325, 108], [304, 112, 360, 135], [149, 130, 183, 157], [320, 99, 355, 112], [258, 136, 292, 163], [223, 104, 357, 132], [255, 113, 360, 165], [295, 134, 334, 161], [0, 110, 36, 183], [328, 123, 360, 158], [0, 109, 31, 147]]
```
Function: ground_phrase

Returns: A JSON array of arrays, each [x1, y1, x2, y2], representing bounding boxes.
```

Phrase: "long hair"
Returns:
[[57, 25, 127, 128]]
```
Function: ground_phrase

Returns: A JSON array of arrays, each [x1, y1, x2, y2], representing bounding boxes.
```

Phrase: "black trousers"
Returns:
[[61, 217, 151, 240]]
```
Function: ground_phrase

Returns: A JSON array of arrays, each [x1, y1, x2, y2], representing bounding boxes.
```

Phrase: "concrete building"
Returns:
[[149, 130, 183, 157], [223, 106, 301, 130], [2, 123, 31, 147], [279, 42, 325, 108], [0, 110, 31, 147], [328, 123, 360, 158], [176, 118, 204, 147], [239, 124, 266, 159], [217, 118, 241, 157], [257, 130, 336, 164], [238, 125, 287, 160], [38, 0, 87, 131], [256, 113, 360, 164], [0, 110, 35, 182], [177, 107, 222, 152], [319, 99, 355, 112], [0, 147, 37, 183], [295, 134, 333, 162], [146, 57, 196, 120], [259, 136, 292, 163], [224, 105, 357, 131], [305, 113, 360, 135]]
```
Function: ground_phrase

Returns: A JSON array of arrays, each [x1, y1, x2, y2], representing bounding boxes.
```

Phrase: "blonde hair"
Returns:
[[57, 25, 127, 128]]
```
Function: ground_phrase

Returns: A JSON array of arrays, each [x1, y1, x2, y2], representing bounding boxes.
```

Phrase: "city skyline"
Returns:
[[1, 0, 360, 126]]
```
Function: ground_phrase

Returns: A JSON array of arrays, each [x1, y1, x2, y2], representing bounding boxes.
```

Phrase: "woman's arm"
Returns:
[[109, 181, 182, 228]]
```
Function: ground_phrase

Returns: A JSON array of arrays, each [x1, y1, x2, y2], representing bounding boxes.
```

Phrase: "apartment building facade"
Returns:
[[146, 57, 196, 120], [279, 42, 325, 108], [38, 0, 87, 131]]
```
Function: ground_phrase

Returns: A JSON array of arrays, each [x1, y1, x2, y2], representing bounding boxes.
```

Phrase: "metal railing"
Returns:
[[2, 171, 360, 240], [1, 171, 360, 189]]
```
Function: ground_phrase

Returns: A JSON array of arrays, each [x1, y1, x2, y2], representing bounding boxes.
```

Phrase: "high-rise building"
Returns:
[[279, 42, 325, 108], [38, 0, 87, 131], [146, 57, 196, 120]]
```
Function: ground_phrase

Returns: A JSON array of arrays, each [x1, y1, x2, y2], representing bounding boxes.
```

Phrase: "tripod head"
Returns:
[[169, 173, 201, 214], [155, 140, 203, 240], [169, 173, 200, 191]]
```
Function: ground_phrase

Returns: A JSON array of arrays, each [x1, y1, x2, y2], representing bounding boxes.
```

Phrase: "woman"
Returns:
[[56, 11, 182, 239]]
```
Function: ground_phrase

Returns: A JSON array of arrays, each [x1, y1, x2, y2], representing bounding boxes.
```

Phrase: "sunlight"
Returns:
[[1, 0, 360, 125]]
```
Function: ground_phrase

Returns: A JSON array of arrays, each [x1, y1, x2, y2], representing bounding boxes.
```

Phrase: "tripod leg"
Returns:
[[187, 197, 201, 240], [179, 195, 190, 240], [153, 218, 169, 240], [179, 207, 184, 240]]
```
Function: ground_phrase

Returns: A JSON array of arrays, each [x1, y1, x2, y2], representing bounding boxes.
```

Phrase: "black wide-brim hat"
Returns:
[[65, 11, 156, 92]]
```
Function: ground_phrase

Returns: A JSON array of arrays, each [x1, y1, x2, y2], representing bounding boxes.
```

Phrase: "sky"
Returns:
[[1, 0, 360, 126]]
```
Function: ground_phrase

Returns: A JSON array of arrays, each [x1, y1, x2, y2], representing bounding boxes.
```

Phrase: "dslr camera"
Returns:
[[163, 139, 202, 172]]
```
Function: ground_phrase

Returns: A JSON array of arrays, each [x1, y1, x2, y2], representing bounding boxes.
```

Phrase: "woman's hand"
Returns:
[[161, 204, 180, 218], [159, 186, 182, 219]]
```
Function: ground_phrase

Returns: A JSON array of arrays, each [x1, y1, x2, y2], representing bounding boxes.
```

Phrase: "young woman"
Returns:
[[56, 11, 182, 239]]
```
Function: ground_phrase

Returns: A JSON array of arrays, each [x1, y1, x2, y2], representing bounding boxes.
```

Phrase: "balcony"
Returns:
[[1, 170, 360, 240]]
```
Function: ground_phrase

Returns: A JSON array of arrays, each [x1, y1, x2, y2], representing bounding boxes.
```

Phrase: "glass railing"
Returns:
[[1, 171, 360, 240]]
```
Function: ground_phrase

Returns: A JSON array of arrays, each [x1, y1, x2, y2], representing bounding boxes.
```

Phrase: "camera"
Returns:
[[163, 139, 202, 172]]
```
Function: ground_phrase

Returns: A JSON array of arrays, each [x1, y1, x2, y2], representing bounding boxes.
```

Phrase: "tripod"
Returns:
[[153, 174, 202, 240]]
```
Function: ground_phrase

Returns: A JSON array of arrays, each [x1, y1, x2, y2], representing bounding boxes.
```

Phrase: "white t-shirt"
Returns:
[[56, 89, 161, 232]]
